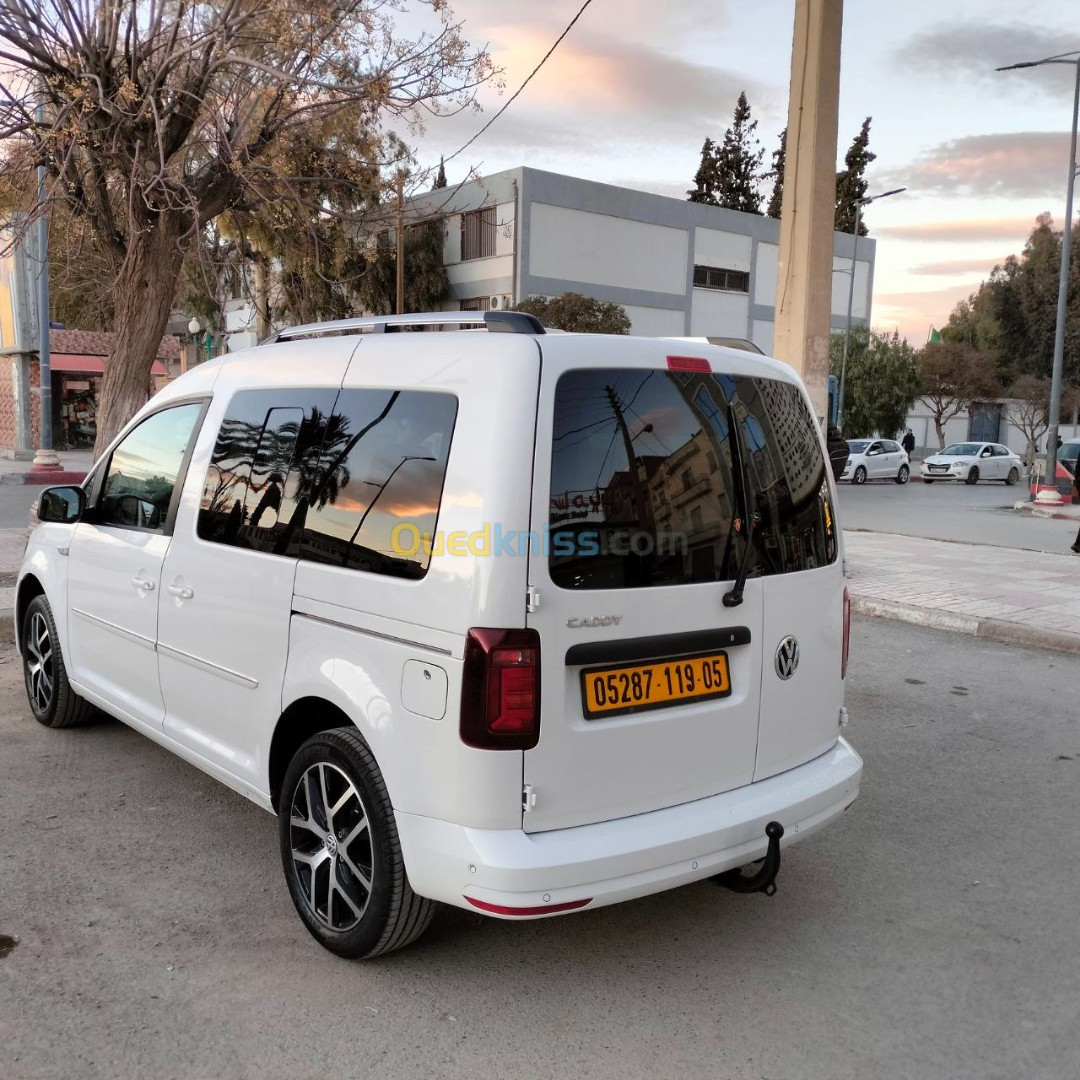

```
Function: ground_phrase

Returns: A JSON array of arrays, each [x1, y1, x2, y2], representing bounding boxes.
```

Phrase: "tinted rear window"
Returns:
[[547, 368, 836, 590]]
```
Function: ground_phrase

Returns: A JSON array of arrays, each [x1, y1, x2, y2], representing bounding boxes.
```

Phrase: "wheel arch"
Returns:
[[15, 573, 45, 654], [268, 696, 359, 811]]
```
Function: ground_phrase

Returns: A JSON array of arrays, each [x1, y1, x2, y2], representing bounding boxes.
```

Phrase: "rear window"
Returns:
[[547, 368, 836, 590]]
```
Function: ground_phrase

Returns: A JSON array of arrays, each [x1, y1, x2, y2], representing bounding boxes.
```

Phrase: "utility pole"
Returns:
[[395, 169, 406, 315], [34, 93, 57, 465], [606, 385, 651, 526], [772, 0, 844, 422]]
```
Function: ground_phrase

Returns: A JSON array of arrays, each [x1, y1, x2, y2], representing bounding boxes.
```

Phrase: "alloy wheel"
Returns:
[[25, 611, 54, 715], [288, 762, 374, 932]]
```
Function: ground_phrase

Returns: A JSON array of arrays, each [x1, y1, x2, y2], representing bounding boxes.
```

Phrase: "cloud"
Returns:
[[893, 23, 1078, 95], [882, 132, 1072, 198], [416, 22, 775, 166], [909, 257, 1012, 276], [872, 282, 987, 343], [875, 217, 1040, 244]]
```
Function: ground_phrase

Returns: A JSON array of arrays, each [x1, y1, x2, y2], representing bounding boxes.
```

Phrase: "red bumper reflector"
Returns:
[[464, 896, 592, 917], [666, 355, 711, 373]]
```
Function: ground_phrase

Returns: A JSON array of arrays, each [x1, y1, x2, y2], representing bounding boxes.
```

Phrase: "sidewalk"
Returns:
[[0, 449, 93, 486], [845, 530, 1080, 655]]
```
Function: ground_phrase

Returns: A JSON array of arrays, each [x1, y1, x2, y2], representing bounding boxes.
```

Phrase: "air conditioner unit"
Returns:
[[489, 294, 512, 311]]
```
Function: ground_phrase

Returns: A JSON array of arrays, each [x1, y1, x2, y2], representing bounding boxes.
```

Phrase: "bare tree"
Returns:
[[1006, 375, 1080, 467], [917, 341, 998, 449], [0, 0, 492, 453]]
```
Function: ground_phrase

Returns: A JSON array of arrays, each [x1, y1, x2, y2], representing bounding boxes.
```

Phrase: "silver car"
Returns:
[[921, 442, 1023, 485]]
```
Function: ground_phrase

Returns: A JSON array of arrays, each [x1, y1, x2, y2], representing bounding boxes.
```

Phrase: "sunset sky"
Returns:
[[411, 0, 1079, 344]]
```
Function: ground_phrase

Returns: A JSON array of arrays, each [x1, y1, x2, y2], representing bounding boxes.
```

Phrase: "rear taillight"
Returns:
[[461, 628, 541, 750], [842, 586, 851, 679]]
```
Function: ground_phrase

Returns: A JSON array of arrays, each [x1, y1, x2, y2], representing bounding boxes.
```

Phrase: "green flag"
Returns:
[[928, 327, 942, 344]]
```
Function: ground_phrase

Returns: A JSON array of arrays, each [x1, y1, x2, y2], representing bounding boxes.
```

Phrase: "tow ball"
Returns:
[[713, 821, 785, 897]]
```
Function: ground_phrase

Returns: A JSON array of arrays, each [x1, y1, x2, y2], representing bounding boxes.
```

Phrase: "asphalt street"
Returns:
[[0, 618, 1077, 1080], [835, 478, 1071, 552], [0, 487, 41, 530]]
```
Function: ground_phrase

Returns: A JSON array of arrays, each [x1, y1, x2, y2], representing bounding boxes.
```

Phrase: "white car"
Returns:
[[18, 312, 861, 959], [921, 442, 1023, 485], [840, 439, 910, 485]]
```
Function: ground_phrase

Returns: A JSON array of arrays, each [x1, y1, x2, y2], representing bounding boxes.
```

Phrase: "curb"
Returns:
[[0, 470, 87, 487], [1011, 500, 1080, 522], [850, 596, 1080, 657]]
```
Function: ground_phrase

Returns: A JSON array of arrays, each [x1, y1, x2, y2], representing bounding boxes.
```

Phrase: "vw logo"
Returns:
[[774, 636, 800, 680]]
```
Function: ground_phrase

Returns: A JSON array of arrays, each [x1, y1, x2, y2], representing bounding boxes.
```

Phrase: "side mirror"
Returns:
[[980, 448, 991, 458], [37, 486, 85, 524]]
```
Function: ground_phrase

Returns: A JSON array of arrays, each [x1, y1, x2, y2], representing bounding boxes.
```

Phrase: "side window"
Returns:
[[97, 403, 203, 531], [994, 445, 1009, 457], [197, 389, 338, 555], [299, 389, 458, 580]]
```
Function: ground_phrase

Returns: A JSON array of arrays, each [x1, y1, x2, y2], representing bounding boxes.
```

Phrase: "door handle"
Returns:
[[131, 576, 155, 591], [167, 584, 194, 600]]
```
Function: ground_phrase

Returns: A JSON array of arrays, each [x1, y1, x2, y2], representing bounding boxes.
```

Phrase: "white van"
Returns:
[[19, 312, 861, 959]]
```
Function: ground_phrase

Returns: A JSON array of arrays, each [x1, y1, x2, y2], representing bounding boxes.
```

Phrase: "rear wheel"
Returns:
[[1005, 467, 1019, 486], [966, 467, 979, 485], [852, 465, 867, 485], [278, 727, 434, 959], [22, 596, 95, 729], [896, 465, 910, 485]]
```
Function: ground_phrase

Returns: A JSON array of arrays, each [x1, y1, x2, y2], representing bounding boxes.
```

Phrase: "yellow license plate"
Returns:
[[580, 651, 731, 719]]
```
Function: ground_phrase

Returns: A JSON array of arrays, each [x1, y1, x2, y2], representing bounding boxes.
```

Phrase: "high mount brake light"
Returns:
[[666, 355, 712, 373], [460, 628, 541, 750]]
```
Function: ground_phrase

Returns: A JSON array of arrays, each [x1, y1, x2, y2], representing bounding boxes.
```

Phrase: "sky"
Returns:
[[406, 0, 1080, 344]]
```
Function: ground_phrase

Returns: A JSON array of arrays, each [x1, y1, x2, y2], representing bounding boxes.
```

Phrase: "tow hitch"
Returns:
[[714, 821, 785, 897]]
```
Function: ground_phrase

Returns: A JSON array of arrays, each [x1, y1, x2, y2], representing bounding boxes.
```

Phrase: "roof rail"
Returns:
[[267, 310, 545, 344]]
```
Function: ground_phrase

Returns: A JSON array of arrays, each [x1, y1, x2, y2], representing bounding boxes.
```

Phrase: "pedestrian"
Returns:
[[826, 424, 849, 482], [902, 428, 915, 456]]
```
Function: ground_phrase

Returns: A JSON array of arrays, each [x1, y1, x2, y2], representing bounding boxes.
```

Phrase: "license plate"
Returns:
[[580, 651, 732, 719]]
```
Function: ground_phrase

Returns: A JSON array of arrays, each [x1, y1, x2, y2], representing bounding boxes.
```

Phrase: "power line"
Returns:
[[442, 0, 596, 166]]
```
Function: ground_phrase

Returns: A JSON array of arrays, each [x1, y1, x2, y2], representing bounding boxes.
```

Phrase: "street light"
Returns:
[[344, 454, 437, 563], [998, 51, 1080, 502], [837, 187, 907, 427]]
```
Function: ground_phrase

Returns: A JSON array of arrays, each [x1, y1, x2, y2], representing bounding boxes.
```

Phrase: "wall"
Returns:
[[0, 357, 40, 455], [902, 397, 1080, 456]]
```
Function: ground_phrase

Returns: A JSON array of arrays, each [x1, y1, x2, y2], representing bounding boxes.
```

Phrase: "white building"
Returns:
[[222, 166, 877, 353]]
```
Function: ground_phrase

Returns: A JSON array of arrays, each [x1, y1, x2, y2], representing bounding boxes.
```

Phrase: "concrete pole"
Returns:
[[772, 0, 844, 422], [34, 95, 57, 465]]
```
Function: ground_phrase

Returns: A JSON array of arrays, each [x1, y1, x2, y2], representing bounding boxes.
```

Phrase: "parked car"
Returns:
[[921, 442, 1022, 485], [840, 439, 910, 485], [17, 312, 861, 959]]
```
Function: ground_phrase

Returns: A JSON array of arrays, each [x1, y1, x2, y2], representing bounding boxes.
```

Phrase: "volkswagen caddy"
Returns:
[[18, 312, 861, 958]]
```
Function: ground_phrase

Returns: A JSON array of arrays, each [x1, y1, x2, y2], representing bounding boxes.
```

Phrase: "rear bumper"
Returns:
[[395, 737, 862, 918]]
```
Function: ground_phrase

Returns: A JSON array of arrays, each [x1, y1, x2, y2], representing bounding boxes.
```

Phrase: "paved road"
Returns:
[[0, 487, 41, 531], [835, 478, 1072, 553], [1, 619, 1078, 1080]]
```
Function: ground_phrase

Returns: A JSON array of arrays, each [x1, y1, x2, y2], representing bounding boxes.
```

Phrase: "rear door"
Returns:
[[522, 339, 766, 833]]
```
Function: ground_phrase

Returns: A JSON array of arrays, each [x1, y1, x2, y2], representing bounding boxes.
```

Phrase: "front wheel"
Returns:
[[896, 465, 910, 485], [966, 467, 979, 485], [852, 466, 867, 486], [22, 596, 95, 729], [1005, 467, 1019, 486], [279, 727, 434, 959]]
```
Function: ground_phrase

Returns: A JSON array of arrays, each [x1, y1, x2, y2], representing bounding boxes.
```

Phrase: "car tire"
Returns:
[[852, 466, 867, 485], [22, 595, 96, 729], [278, 726, 435, 959], [966, 467, 979, 485], [896, 465, 910, 485], [1005, 467, 1019, 486]]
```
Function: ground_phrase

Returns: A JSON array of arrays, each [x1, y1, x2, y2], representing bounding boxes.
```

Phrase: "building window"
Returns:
[[693, 265, 750, 293], [460, 297, 490, 312], [461, 207, 497, 261], [681, 467, 694, 491]]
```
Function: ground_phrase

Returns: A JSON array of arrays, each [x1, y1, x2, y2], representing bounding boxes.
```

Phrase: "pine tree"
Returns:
[[714, 92, 764, 214], [687, 137, 720, 205], [835, 117, 876, 235], [766, 128, 786, 219], [434, 157, 447, 189]]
